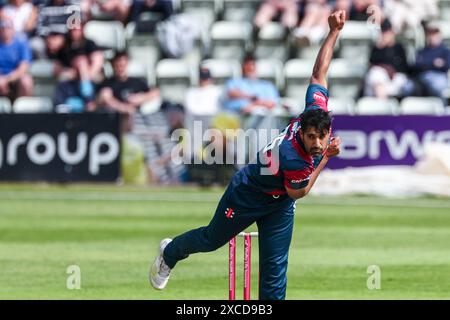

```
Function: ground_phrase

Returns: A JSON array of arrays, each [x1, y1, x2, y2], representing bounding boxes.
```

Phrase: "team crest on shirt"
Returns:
[[312, 92, 328, 110], [225, 208, 235, 219], [313, 92, 327, 102]]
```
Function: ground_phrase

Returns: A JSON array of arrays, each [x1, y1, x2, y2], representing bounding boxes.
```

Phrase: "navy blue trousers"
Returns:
[[163, 182, 296, 300]]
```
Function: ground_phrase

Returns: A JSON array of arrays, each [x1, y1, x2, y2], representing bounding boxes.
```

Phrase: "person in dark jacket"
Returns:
[[53, 56, 96, 113], [412, 21, 450, 102], [364, 19, 410, 98], [128, 0, 173, 33], [369, 19, 409, 74]]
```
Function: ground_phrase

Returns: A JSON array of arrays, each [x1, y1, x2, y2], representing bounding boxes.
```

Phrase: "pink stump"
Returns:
[[228, 237, 236, 300], [243, 233, 251, 300]]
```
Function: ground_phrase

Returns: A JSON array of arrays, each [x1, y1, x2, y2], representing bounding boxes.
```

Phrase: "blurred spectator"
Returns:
[[0, 16, 33, 98], [334, 0, 380, 21], [32, 0, 80, 59], [364, 19, 409, 99], [35, 30, 65, 61], [405, 22, 450, 103], [89, 0, 131, 24], [156, 12, 201, 59], [35, 0, 79, 36], [120, 113, 150, 185], [254, 0, 299, 31], [53, 56, 96, 112], [384, 0, 438, 34], [35, 21, 104, 83], [129, 0, 173, 32], [223, 54, 280, 114], [294, 0, 330, 46], [184, 68, 222, 116], [369, 20, 409, 74], [58, 22, 104, 82], [1, 0, 37, 38], [188, 113, 240, 186], [97, 51, 160, 114]]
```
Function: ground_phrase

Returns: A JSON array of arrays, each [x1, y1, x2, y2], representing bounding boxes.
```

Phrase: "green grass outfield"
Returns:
[[0, 183, 449, 300]]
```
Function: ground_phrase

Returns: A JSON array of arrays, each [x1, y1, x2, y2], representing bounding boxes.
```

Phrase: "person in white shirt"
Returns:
[[1, 0, 37, 38], [184, 68, 222, 116]]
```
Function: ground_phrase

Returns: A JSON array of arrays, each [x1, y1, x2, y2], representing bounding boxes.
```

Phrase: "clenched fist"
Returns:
[[328, 10, 346, 31]]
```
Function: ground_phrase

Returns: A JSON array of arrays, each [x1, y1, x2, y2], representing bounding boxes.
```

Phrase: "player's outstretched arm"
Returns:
[[310, 10, 346, 89]]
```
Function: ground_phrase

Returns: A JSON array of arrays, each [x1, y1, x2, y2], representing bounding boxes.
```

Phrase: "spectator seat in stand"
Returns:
[[400, 97, 445, 115], [0, 97, 12, 113], [210, 21, 253, 60], [13, 97, 53, 113], [156, 59, 195, 103], [356, 97, 399, 115]]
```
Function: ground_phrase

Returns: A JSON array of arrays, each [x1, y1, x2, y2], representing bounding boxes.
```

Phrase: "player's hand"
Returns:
[[328, 10, 346, 31], [325, 137, 341, 159]]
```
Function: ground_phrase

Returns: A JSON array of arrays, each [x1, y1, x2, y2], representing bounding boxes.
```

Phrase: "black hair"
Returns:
[[243, 53, 256, 63], [300, 108, 332, 138], [111, 51, 128, 63], [381, 19, 392, 32], [199, 67, 212, 80]]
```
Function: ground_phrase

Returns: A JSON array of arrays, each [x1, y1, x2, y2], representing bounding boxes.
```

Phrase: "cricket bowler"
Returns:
[[150, 10, 346, 300]]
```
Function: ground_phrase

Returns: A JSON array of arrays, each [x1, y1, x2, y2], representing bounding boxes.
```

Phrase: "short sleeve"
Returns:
[[304, 83, 329, 112], [133, 78, 150, 92], [95, 79, 108, 93], [283, 167, 312, 190], [225, 78, 236, 90], [19, 39, 32, 64], [223, 79, 248, 113], [270, 84, 280, 104], [85, 39, 101, 54]]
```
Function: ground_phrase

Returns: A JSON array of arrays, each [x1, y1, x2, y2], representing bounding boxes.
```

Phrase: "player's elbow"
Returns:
[[310, 75, 320, 84]]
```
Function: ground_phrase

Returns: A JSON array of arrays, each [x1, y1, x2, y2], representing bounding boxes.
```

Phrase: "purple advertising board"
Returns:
[[328, 115, 450, 169]]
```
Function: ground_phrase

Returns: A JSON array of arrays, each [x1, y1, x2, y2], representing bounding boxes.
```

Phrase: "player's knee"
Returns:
[[11, 75, 34, 97], [18, 75, 34, 91]]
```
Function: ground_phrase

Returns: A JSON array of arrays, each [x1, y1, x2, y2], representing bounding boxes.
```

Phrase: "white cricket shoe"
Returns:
[[149, 238, 172, 290]]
